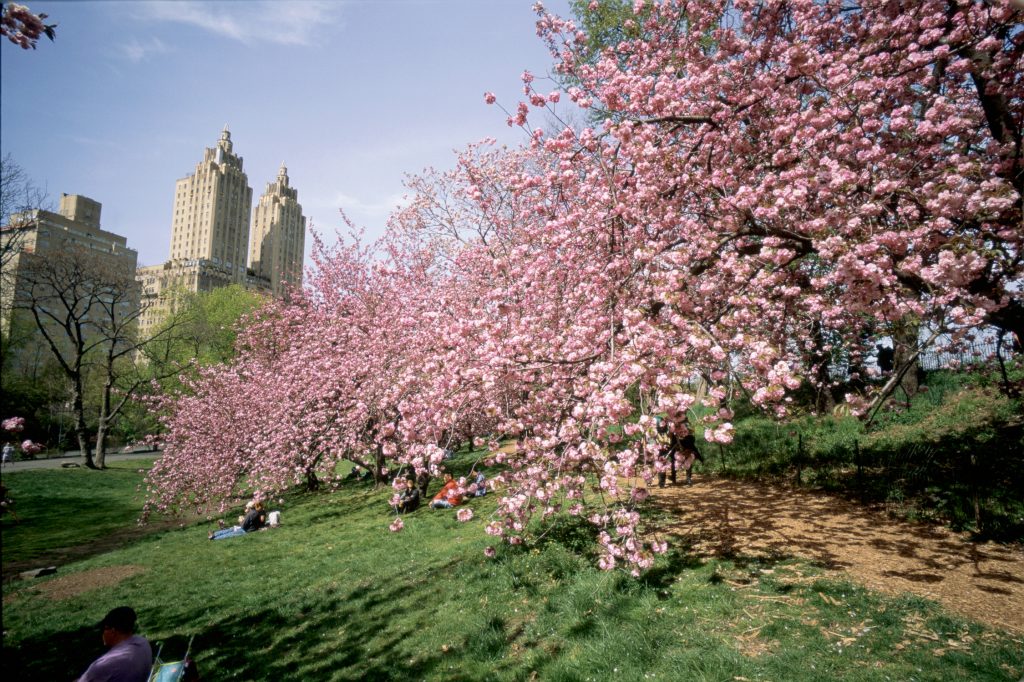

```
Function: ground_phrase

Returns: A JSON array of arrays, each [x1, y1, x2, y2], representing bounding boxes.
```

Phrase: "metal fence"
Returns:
[[919, 339, 1018, 370]]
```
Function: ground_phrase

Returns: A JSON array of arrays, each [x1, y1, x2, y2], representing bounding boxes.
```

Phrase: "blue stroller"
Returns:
[[149, 635, 198, 682]]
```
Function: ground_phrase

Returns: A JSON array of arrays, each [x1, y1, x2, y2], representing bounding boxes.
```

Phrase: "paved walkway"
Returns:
[[0, 450, 161, 472]]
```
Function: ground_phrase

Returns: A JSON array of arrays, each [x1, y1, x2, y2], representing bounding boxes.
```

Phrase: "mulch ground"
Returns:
[[650, 475, 1024, 633]]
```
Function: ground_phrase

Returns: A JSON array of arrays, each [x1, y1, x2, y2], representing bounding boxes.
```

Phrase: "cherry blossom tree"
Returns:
[[143, 230, 506, 518], [146, 0, 1022, 572], [0, 2, 55, 50]]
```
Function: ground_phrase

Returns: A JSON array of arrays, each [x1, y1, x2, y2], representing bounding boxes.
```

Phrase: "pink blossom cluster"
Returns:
[[1, 2, 55, 49], [2, 416, 25, 433], [20, 439, 42, 455], [146, 0, 1022, 573]]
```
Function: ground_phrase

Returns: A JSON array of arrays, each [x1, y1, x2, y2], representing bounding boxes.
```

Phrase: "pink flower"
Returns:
[[389, 517, 404, 533], [2, 417, 25, 433], [20, 440, 42, 455], [484, 92, 497, 105], [484, 546, 496, 558], [456, 508, 474, 522]]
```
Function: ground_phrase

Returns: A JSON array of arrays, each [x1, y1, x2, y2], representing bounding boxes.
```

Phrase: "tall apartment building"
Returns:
[[250, 163, 306, 296], [1, 193, 139, 338], [170, 127, 252, 278], [138, 127, 306, 336]]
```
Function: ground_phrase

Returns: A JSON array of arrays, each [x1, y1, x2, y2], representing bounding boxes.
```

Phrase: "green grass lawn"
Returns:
[[1, 459, 158, 568], [2, 459, 1022, 681]]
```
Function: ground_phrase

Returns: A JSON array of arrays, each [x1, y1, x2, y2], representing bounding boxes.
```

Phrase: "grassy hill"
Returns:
[[2, 458, 1021, 681]]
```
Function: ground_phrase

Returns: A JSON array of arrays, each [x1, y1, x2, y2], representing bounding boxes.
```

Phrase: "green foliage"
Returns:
[[2, 464, 1022, 680], [153, 284, 262, 384], [0, 312, 70, 449], [109, 285, 264, 440], [569, 0, 649, 64]]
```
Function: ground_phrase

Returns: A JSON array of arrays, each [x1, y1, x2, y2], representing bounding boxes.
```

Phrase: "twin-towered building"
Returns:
[[138, 127, 306, 334]]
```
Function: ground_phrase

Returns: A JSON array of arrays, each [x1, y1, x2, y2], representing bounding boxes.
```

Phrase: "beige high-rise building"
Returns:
[[137, 128, 306, 336], [1, 193, 139, 337], [249, 163, 306, 296], [170, 126, 253, 279]]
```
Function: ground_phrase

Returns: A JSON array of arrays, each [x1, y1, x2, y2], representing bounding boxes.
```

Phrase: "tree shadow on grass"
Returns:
[[1, 513, 205, 580], [638, 546, 705, 591], [3, 562, 458, 681], [1, 623, 104, 681]]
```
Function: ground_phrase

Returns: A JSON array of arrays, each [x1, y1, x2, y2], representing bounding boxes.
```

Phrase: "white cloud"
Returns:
[[120, 36, 169, 62], [137, 1, 342, 46], [327, 191, 409, 219]]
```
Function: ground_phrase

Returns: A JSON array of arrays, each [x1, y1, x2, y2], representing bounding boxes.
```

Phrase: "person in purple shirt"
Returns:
[[75, 606, 153, 682]]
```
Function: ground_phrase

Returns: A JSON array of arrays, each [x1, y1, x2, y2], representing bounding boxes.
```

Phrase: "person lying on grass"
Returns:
[[209, 501, 266, 540], [429, 472, 464, 509]]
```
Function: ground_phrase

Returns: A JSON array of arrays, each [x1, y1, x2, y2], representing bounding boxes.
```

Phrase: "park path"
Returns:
[[649, 476, 1024, 633], [0, 451, 160, 472]]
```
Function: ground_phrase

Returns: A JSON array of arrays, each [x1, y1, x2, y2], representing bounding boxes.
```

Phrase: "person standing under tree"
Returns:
[[678, 434, 704, 485], [656, 417, 679, 488]]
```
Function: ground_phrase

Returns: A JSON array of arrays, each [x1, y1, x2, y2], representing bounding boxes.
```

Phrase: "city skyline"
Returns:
[[137, 127, 306, 335], [0, 0, 571, 269]]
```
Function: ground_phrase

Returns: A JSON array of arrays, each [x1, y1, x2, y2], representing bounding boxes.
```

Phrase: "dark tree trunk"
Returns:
[[305, 468, 320, 491], [71, 379, 96, 469], [94, 376, 115, 469], [892, 321, 920, 399], [373, 444, 386, 486], [810, 321, 836, 414]]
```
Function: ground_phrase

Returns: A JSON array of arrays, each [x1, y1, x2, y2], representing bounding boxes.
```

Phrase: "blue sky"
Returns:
[[1, 0, 572, 267]]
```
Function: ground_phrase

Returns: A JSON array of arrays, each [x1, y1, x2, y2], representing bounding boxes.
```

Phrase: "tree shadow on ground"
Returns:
[[1, 514, 204, 580], [2, 558, 464, 681], [647, 475, 1024, 632], [1, 623, 100, 681]]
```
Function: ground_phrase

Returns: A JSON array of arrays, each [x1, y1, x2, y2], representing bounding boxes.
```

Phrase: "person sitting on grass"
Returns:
[[429, 472, 464, 509], [468, 471, 487, 497], [209, 501, 266, 540], [74, 606, 152, 682], [394, 477, 421, 513]]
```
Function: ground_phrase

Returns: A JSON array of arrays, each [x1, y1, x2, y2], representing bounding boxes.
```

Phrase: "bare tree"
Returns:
[[1, 154, 49, 271], [10, 240, 183, 468]]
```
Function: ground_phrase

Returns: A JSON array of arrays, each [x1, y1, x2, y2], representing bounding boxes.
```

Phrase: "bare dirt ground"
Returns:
[[650, 475, 1024, 633]]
